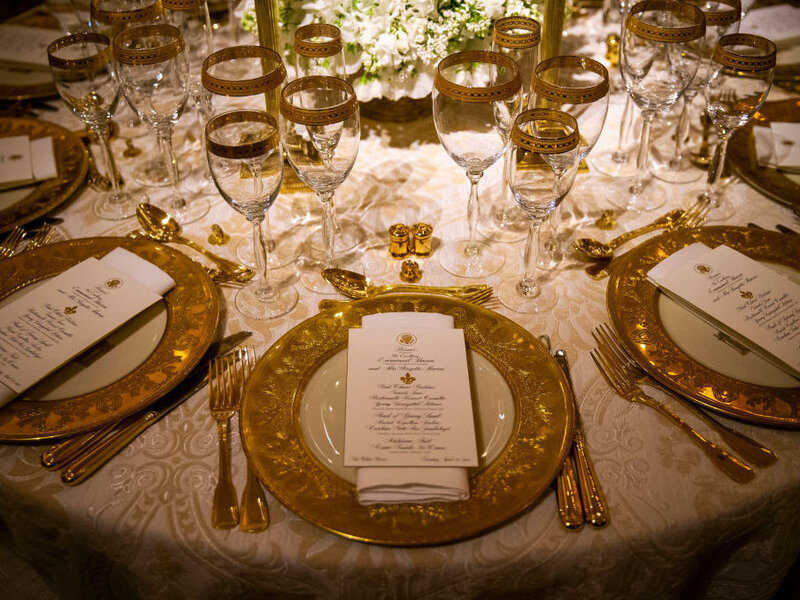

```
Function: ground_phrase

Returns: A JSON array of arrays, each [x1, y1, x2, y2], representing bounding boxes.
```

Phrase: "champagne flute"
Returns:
[[206, 109, 298, 319], [48, 32, 144, 219], [113, 23, 209, 223], [432, 50, 522, 278], [702, 33, 776, 219], [202, 45, 301, 269], [611, 0, 706, 212], [280, 76, 360, 293], [498, 109, 581, 313]]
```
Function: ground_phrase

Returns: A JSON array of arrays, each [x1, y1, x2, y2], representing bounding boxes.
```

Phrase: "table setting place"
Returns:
[[0, 0, 799, 599]]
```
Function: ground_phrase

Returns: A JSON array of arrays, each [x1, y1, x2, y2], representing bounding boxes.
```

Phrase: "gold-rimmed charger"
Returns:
[[728, 99, 800, 212], [241, 294, 574, 546], [0, 236, 219, 441], [608, 226, 800, 428], [0, 118, 89, 234]]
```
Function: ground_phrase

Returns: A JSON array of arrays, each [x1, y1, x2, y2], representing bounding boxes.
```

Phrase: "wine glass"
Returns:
[[113, 23, 209, 223], [48, 32, 144, 219], [654, 0, 740, 184], [611, 0, 706, 212], [498, 108, 581, 313], [529, 55, 609, 269], [205, 109, 298, 319], [432, 50, 522, 278], [702, 33, 775, 219], [279, 76, 360, 293], [202, 45, 301, 270], [479, 15, 541, 245]]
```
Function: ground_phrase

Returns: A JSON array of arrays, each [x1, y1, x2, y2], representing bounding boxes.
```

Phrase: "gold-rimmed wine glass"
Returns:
[[48, 31, 146, 219], [202, 45, 302, 270], [498, 108, 581, 313], [206, 109, 298, 319], [702, 33, 776, 219], [432, 50, 522, 278]]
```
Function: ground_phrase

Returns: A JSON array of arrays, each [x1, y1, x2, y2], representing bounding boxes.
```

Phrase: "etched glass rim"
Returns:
[[625, 0, 706, 43], [48, 31, 112, 71], [294, 23, 343, 58], [201, 45, 286, 97], [161, 0, 203, 9], [493, 16, 541, 49], [713, 33, 777, 72], [434, 50, 521, 103], [206, 109, 279, 160], [90, 0, 163, 25], [686, 0, 741, 27], [112, 23, 184, 66], [532, 55, 609, 105], [279, 75, 358, 126], [511, 108, 579, 154]]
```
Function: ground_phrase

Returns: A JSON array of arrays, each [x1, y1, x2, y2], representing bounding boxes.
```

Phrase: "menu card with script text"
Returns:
[[344, 325, 478, 468]]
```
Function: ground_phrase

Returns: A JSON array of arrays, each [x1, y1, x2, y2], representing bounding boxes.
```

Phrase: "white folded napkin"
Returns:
[[0, 248, 175, 406], [0, 135, 58, 192], [354, 312, 471, 505], [755, 123, 800, 173]]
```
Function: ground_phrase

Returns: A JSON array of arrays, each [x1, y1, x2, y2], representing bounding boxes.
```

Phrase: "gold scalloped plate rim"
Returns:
[[241, 294, 574, 546], [0, 118, 89, 234], [0, 236, 220, 441], [607, 226, 800, 428]]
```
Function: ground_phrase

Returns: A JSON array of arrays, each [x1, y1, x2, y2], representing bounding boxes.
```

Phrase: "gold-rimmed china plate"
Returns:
[[0, 118, 88, 234], [608, 226, 800, 428], [0, 236, 220, 441], [241, 294, 574, 546]]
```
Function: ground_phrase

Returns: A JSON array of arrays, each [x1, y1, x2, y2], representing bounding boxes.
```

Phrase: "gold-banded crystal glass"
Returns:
[[294, 23, 346, 79]]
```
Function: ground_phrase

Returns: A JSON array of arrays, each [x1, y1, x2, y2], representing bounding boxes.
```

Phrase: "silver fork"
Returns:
[[593, 324, 777, 468], [0, 226, 25, 260], [591, 333, 756, 484], [209, 352, 240, 528], [23, 223, 54, 252]]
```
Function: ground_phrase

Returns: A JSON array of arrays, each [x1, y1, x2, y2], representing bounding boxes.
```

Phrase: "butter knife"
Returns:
[[42, 331, 251, 482], [554, 349, 609, 528]]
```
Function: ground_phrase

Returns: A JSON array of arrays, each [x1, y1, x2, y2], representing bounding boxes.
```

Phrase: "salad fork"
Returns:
[[0, 226, 25, 260], [209, 353, 240, 528], [23, 223, 54, 252]]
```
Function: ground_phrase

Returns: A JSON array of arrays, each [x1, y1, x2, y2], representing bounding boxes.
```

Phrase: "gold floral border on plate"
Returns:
[[241, 294, 574, 546], [0, 118, 89, 234], [0, 236, 220, 441], [607, 226, 800, 428], [728, 99, 800, 212]]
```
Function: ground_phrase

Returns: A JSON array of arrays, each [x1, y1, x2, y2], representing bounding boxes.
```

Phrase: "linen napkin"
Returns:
[[0, 136, 58, 192], [353, 312, 471, 505], [0, 248, 175, 406]]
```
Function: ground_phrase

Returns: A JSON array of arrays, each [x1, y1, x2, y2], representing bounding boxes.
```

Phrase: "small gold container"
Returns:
[[605, 34, 620, 67], [399, 260, 422, 283], [389, 223, 411, 258], [411, 223, 433, 257]]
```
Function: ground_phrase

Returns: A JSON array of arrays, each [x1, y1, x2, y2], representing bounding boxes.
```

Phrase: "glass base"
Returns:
[[93, 190, 146, 221], [653, 155, 704, 184], [160, 195, 210, 225], [497, 276, 557, 314], [477, 204, 528, 244], [236, 235, 301, 269], [607, 179, 667, 212], [308, 219, 365, 254], [704, 197, 736, 222], [132, 156, 187, 188], [438, 239, 505, 278], [234, 282, 298, 320], [591, 149, 638, 178]]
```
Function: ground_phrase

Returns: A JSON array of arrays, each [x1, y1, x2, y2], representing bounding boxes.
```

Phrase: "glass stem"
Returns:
[[629, 110, 654, 197], [465, 170, 483, 256], [497, 147, 516, 223], [156, 123, 184, 211], [518, 219, 542, 298], [670, 90, 696, 166], [248, 162, 274, 300], [93, 121, 122, 197], [318, 190, 336, 269], [613, 95, 633, 163], [227, 0, 239, 44], [705, 132, 730, 203]]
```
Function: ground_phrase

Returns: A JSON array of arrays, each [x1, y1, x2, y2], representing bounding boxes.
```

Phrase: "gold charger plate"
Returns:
[[729, 99, 800, 212], [241, 294, 574, 546], [608, 226, 800, 428], [0, 236, 220, 442], [0, 118, 89, 234]]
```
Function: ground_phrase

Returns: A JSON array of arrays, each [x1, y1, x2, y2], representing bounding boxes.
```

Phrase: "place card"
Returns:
[[0, 136, 57, 191], [648, 242, 800, 379], [344, 324, 478, 468], [0, 25, 60, 70], [0, 249, 175, 405]]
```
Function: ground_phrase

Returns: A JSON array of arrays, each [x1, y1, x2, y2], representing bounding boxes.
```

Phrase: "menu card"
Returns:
[[648, 242, 800, 379], [344, 318, 478, 468], [0, 249, 175, 405], [0, 25, 60, 70], [0, 136, 57, 191]]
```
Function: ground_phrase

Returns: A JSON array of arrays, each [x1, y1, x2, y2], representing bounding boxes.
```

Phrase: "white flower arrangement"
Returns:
[[241, 0, 543, 102]]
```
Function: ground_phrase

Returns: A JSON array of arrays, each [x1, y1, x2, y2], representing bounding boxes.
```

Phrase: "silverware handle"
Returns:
[[556, 452, 584, 530], [573, 430, 609, 528], [212, 420, 239, 528], [176, 235, 252, 276], [239, 463, 269, 533], [371, 284, 489, 297], [42, 421, 116, 469], [604, 213, 677, 250]]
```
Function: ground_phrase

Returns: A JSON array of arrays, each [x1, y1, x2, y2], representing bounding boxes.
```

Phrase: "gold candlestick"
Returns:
[[541, 0, 566, 62], [254, 0, 280, 114]]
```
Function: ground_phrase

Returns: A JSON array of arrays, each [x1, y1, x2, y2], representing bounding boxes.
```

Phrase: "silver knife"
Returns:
[[41, 331, 251, 480]]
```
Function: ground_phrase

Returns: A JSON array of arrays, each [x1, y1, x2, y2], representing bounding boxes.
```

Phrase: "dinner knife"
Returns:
[[554, 349, 609, 528], [41, 331, 250, 480]]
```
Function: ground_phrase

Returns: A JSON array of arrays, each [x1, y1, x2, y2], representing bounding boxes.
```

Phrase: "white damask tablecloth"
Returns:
[[1, 12, 800, 600]]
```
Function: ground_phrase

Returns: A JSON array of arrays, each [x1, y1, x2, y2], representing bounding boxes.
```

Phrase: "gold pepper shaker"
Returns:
[[389, 223, 411, 258], [410, 222, 433, 257]]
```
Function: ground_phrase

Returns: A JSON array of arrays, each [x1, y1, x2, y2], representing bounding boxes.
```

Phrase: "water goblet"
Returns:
[[279, 76, 360, 293], [432, 50, 522, 278], [205, 109, 298, 319], [702, 33, 776, 219], [498, 109, 581, 313], [114, 23, 209, 223], [48, 32, 144, 219], [611, 0, 706, 212]]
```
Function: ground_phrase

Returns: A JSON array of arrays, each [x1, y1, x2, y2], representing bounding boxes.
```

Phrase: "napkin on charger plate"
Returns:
[[0, 248, 175, 407], [354, 312, 471, 505], [0, 135, 58, 192]]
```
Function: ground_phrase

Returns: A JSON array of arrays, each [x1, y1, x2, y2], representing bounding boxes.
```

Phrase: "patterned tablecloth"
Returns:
[[1, 13, 799, 600]]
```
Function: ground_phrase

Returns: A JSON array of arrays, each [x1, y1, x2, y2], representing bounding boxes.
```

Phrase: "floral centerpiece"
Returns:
[[241, 0, 543, 102]]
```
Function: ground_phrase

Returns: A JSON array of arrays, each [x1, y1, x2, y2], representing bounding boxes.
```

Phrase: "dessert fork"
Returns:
[[0, 226, 25, 260], [592, 324, 777, 467], [209, 352, 240, 528], [591, 336, 756, 483]]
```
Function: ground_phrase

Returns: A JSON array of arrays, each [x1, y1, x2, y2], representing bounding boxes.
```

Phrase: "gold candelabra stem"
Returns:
[[541, 0, 566, 62], [254, 0, 280, 115]]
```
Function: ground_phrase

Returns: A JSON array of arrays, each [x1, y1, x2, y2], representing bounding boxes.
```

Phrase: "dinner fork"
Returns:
[[592, 324, 778, 468], [209, 353, 240, 528], [591, 337, 756, 484], [23, 223, 54, 252], [0, 226, 25, 260], [236, 347, 269, 533], [317, 288, 499, 311]]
